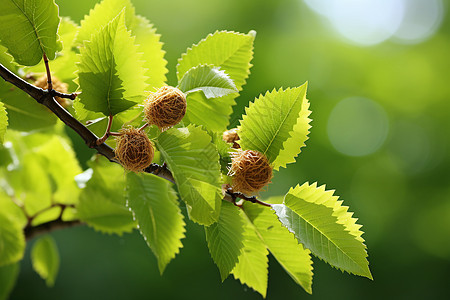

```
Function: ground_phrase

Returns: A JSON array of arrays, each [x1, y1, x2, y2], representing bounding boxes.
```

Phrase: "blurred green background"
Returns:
[[10, 0, 450, 299]]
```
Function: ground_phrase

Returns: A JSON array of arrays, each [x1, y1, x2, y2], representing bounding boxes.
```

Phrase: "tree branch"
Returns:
[[25, 219, 83, 241], [223, 185, 272, 207], [0, 63, 174, 183]]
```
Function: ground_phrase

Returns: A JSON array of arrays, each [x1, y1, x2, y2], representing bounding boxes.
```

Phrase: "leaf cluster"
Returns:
[[0, 0, 371, 298]]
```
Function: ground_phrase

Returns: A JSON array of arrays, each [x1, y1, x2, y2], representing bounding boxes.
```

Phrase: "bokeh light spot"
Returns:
[[304, 0, 404, 46], [303, 0, 443, 46], [327, 97, 389, 157], [393, 0, 444, 43]]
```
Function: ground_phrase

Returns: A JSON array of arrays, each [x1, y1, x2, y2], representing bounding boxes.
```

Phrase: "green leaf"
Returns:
[[210, 131, 234, 175], [61, 207, 78, 222], [75, 0, 167, 89], [24, 17, 80, 84], [6, 152, 53, 216], [178, 65, 238, 99], [0, 211, 25, 267], [0, 130, 52, 215], [0, 84, 57, 132], [77, 156, 136, 235], [155, 125, 222, 225], [126, 172, 185, 274], [50, 17, 80, 83], [75, 11, 147, 116], [0, 103, 7, 143], [273, 183, 372, 279], [2, 129, 53, 157], [31, 206, 62, 227], [31, 235, 59, 287], [274, 98, 312, 170], [0, 146, 12, 169], [34, 136, 82, 205], [242, 202, 313, 294], [182, 92, 236, 132], [58, 17, 80, 53], [0, 0, 61, 66], [129, 15, 168, 89], [263, 195, 284, 205], [238, 84, 308, 170], [306, 182, 366, 244], [177, 30, 255, 131], [205, 201, 244, 281], [74, 0, 135, 47], [0, 190, 27, 228], [3, 131, 81, 216], [0, 44, 17, 74], [231, 210, 269, 298], [0, 262, 19, 300], [177, 30, 255, 90]]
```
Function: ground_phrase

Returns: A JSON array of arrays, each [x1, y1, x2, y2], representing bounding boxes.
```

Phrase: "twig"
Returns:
[[0, 63, 175, 184], [50, 89, 79, 100], [25, 219, 82, 241], [224, 185, 272, 207]]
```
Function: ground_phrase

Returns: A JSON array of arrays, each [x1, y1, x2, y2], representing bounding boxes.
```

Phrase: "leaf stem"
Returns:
[[138, 122, 149, 131], [42, 52, 53, 91], [109, 132, 122, 136], [96, 114, 114, 145]]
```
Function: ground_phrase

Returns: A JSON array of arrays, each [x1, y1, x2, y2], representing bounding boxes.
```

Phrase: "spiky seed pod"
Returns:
[[34, 75, 70, 107], [144, 86, 187, 130], [222, 128, 240, 149], [230, 149, 273, 195], [114, 126, 154, 173]]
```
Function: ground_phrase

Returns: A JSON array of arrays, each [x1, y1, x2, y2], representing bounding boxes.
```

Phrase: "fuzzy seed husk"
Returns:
[[230, 150, 273, 195], [223, 128, 240, 149], [144, 86, 187, 130], [34, 75, 70, 107], [114, 126, 154, 172]]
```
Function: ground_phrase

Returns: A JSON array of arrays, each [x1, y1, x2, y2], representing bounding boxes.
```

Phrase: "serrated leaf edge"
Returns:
[[283, 182, 372, 279], [176, 30, 255, 90]]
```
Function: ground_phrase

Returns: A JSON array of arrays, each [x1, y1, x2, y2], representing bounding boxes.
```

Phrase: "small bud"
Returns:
[[222, 128, 240, 149], [144, 86, 187, 130], [230, 150, 272, 195], [114, 126, 154, 172]]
